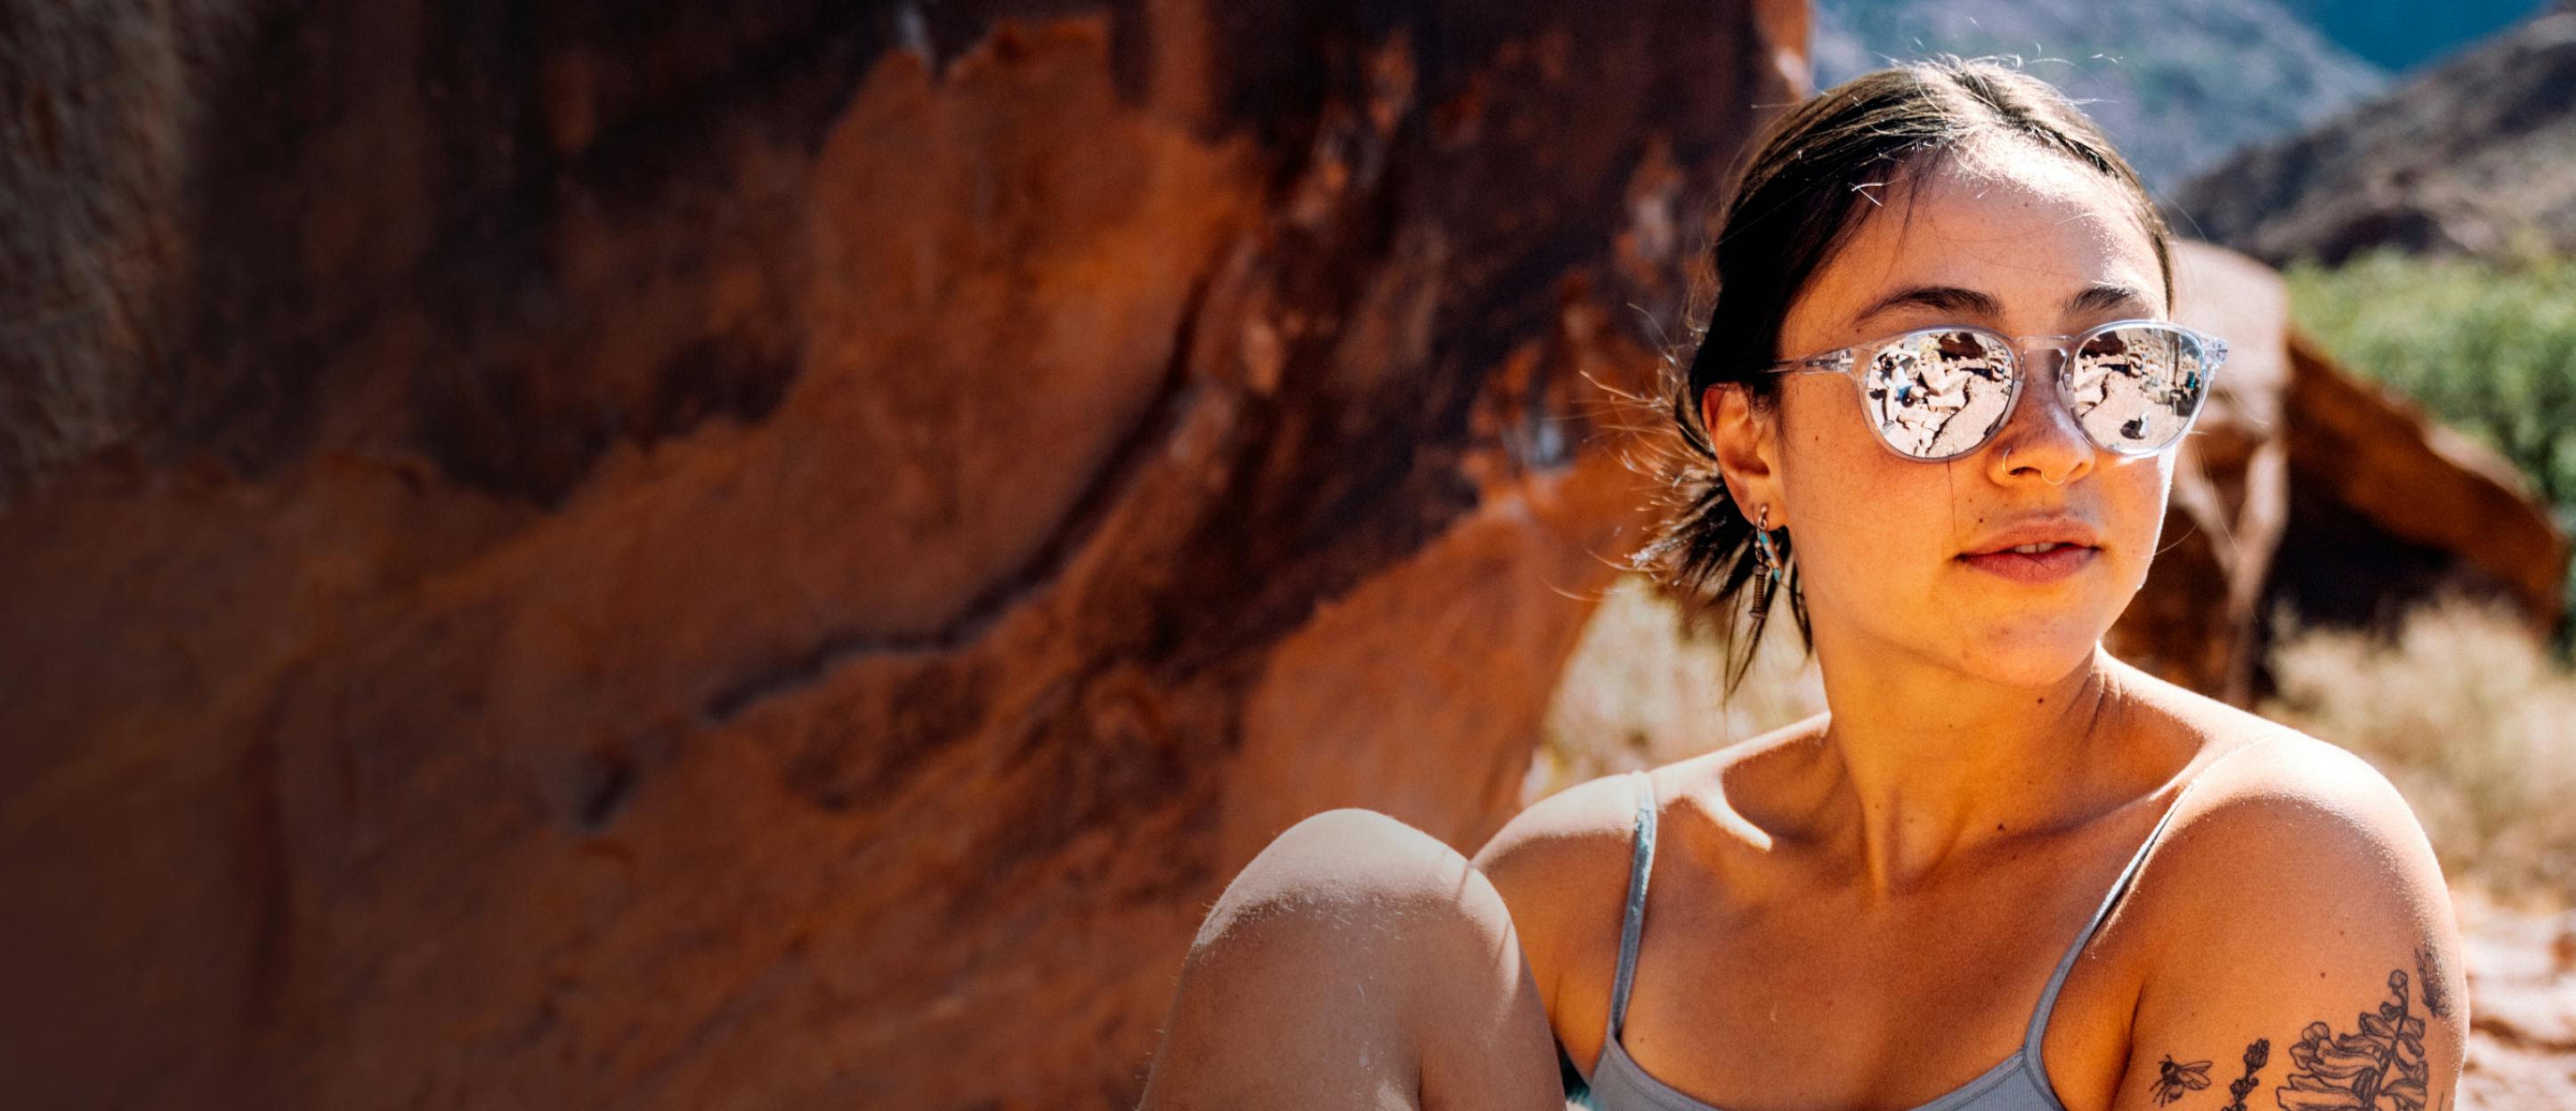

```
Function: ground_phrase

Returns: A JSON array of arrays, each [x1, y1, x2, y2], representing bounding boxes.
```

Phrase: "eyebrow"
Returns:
[[1851, 281, 2154, 328]]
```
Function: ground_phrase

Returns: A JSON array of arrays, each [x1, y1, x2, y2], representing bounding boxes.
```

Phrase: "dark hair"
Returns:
[[1633, 58, 2175, 693]]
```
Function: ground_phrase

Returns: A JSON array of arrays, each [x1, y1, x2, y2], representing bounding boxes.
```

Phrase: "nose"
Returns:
[[1983, 346, 2095, 487]]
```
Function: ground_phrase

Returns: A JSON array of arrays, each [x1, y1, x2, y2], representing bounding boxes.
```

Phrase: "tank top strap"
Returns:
[[2021, 742, 2263, 1057], [1606, 769, 1659, 1043]]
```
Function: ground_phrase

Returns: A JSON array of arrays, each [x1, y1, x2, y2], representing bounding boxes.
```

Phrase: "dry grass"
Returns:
[[2261, 598, 2576, 900], [1530, 576, 1824, 803]]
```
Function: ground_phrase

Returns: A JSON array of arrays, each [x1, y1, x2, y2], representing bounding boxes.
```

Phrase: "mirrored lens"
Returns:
[[1859, 329, 2018, 458], [2066, 325, 2213, 453]]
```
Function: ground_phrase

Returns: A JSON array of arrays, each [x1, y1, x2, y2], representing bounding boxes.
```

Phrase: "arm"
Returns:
[[2109, 745, 2466, 1111]]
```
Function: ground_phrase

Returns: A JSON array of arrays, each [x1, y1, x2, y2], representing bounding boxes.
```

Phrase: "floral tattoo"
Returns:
[[2221, 1037, 2270, 1111], [2276, 969, 2430, 1111], [2145, 963, 2443, 1111]]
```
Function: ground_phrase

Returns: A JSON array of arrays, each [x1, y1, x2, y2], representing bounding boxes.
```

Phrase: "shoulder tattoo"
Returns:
[[2151, 1056, 2213, 1106], [2414, 945, 2456, 1021], [2143, 963, 2444, 1111], [2220, 1038, 2269, 1111], [2276, 969, 2431, 1111]]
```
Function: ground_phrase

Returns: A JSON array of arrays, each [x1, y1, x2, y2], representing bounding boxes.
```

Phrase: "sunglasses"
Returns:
[[1761, 320, 2229, 462]]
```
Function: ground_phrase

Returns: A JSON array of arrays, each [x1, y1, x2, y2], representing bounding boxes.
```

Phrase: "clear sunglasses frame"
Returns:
[[1760, 318, 2230, 463]]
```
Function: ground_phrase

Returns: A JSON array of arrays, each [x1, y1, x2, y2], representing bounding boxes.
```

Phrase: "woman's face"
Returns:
[[1718, 145, 2174, 688]]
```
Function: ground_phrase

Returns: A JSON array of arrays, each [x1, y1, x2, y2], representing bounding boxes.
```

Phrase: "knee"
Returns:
[[1150, 810, 1556, 1107], [1191, 808, 1510, 971]]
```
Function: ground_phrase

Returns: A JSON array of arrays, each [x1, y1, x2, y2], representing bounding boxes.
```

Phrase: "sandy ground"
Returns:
[[2456, 891, 2576, 1110]]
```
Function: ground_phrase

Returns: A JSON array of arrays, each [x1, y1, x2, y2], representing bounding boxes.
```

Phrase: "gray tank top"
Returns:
[[1577, 766, 2207, 1111]]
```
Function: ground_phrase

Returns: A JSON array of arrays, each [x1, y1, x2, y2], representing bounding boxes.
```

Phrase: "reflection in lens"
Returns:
[[2070, 326, 2210, 452], [1859, 329, 2016, 458]]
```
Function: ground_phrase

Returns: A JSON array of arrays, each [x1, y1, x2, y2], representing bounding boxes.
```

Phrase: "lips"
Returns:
[[1957, 520, 2102, 584], [1963, 518, 2103, 554], [1959, 543, 2096, 583]]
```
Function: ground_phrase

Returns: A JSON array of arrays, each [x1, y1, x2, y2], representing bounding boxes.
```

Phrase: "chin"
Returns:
[[1947, 616, 2107, 688]]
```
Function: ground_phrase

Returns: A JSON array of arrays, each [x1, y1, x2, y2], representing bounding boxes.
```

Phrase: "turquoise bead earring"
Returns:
[[1751, 503, 1781, 588]]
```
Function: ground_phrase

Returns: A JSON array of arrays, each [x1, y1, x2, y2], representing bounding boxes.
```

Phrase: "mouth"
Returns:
[[1956, 540, 2100, 583]]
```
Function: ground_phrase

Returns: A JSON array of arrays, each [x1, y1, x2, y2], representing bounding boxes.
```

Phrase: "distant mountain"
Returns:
[[1810, 0, 2388, 191], [2170, 2, 2576, 265], [2272, 0, 2549, 72]]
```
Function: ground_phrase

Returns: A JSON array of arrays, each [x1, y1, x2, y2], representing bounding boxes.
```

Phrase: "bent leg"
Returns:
[[1137, 808, 1563, 1111]]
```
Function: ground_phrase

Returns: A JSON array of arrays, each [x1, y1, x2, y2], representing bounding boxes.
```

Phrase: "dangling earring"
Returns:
[[1751, 504, 1782, 588]]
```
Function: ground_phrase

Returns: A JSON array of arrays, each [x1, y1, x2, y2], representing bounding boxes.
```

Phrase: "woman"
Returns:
[[1138, 60, 2464, 1111]]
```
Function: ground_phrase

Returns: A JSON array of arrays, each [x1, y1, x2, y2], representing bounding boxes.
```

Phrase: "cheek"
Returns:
[[2100, 455, 2175, 580], [1774, 376, 1893, 483], [1774, 386, 1963, 585]]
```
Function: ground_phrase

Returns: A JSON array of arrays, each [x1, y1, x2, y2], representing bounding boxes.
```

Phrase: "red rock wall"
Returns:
[[0, 3, 1803, 1107], [2268, 331, 2569, 633]]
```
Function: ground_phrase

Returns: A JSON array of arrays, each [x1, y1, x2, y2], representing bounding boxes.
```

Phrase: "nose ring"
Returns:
[[2002, 447, 2070, 486]]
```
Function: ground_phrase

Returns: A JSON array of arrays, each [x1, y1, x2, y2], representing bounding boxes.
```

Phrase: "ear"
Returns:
[[1702, 383, 1787, 528]]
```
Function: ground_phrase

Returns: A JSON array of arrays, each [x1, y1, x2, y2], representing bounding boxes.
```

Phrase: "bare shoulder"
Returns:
[[1470, 772, 1645, 961], [1471, 720, 1825, 1015], [1473, 718, 1827, 912], [2150, 730, 2448, 929], [2118, 667, 2448, 935], [2123, 670, 2442, 906]]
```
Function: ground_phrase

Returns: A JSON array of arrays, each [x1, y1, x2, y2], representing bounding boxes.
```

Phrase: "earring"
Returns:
[[1751, 504, 1782, 588]]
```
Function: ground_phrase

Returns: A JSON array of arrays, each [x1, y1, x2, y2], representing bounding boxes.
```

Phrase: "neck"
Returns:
[[1805, 638, 2126, 893]]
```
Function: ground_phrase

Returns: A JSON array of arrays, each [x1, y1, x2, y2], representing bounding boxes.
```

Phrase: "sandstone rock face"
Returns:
[[0, 2, 1802, 1107], [2270, 331, 2570, 635]]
